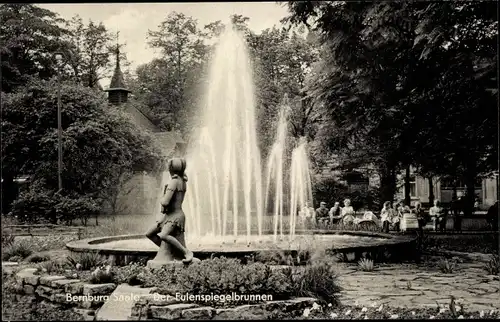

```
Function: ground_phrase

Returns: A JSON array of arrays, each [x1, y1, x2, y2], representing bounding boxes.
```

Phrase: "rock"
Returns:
[[150, 304, 198, 320], [53, 293, 69, 304], [66, 282, 85, 294], [96, 284, 155, 321], [137, 293, 182, 306], [215, 305, 268, 319], [181, 307, 214, 319], [51, 278, 81, 289], [40, 275, 67, 286], [23, 284, 35, 295], [16, 268, 39, 286], [130, 303, 149, 319], [83, 283, 116, 296], [35, 285, 55, 300]]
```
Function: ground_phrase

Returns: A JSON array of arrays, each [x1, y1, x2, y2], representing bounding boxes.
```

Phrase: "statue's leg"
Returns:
[[158, 223, 194, 264], [145, 224, 162, 247]]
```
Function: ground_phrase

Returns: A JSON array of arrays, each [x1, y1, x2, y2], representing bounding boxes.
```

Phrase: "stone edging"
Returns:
[[14, 268, 117, 311], [129, 293, 318, 320]]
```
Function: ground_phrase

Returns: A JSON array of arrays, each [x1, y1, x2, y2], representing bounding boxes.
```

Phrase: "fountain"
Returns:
[[67, 24, 415, 264]]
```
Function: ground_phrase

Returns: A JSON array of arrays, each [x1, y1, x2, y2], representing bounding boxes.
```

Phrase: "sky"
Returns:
[[38, 2, 290, 88]]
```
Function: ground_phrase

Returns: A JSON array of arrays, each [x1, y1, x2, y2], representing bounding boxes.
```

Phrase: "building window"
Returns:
[[409, 175, 417, 197]]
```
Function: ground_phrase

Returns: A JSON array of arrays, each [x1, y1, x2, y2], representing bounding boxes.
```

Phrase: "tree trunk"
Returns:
[[464, 165, 477, 217], [428, 176, 435, 206], [380, 164, 397, 203], [404, 165, 411, 206]]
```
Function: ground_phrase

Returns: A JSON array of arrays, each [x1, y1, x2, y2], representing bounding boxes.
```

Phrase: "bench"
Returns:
[[4, 224, 86, 239]]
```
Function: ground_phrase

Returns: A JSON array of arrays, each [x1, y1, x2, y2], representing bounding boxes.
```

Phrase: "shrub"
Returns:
[[484, 255, 499, 275], [437, 258, 457, 274], [66, 252, 107, 271], [35, 260, 65, 275], [2, 239, 34, 261], [55, 196, 100, 226], [292, 257, 341, 303], [9, 189, 61, 224], [358, 258, 375, 272], [89, 266, 114, 284], [112, 262, 145, 285], [26, 252, 51, 263], [1, 226, 15, 248]]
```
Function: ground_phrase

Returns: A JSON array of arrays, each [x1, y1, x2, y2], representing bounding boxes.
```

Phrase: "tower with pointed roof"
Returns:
[[105, 32, 131, 105]]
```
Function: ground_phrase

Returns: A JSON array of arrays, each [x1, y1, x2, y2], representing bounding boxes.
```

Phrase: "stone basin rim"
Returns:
[[66, 230, 416, 255]]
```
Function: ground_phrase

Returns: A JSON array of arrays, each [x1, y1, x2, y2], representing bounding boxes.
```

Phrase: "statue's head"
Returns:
[[168, 157, 187, 177]]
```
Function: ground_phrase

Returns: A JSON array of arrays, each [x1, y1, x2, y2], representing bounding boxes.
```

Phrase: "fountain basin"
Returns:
[[66, 231, 416, 265]]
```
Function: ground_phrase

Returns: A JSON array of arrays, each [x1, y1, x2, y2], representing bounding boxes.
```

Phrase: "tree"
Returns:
[[1, 77, 164, 222], [143, 12, 209, 134], [65, 15, 130, 89], [0, 4, 72, 93]]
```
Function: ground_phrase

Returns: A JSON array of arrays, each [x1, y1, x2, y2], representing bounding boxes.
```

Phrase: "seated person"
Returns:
[[341, 198, 355, 225], [429, 199, 446, 232], [380, 201, 393, 233], [329, 202, 342, 223], [413, 201, 427, 234], [315, 202, 330, 225], [299, 202, 315, 224]]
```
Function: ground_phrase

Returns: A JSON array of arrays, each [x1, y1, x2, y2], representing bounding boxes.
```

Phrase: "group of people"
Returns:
[[299, 197, 462, 233], [298, 199, 356, 226]]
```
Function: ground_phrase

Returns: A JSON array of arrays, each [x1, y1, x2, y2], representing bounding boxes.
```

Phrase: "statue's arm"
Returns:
[[160, 178, 178, 212]]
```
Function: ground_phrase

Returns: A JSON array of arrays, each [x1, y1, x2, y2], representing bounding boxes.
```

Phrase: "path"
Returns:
[[336, 262, 499, 312], [95, 284, 155, 321]]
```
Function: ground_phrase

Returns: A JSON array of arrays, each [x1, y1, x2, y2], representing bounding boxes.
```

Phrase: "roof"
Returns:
[[154, 131, 185, 158], [106, 46, 131, 92]]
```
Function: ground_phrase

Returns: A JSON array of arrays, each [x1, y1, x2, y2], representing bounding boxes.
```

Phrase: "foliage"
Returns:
[[292, 256, 341, 303], [2, 78, 163, 222], [26, 252, 51, 263], [66, 252, 107, 271], [105, 257, 341, 307], [357, 258, 375, 272], [2, 239, 34, 261], [111, 262, 145, 285], [437, 258, 457, 274], [35, 260, 65, 275], [312, 177, 381, 210], [483, 255, 500, 276], [284, 1, 497, 204], [0, 4, 73, 93], [89, 265, 114, 284], [64, 15, 127, 89]]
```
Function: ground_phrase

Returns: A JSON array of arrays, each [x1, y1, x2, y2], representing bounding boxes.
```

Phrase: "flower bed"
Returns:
[[295, 303, 500, 320]]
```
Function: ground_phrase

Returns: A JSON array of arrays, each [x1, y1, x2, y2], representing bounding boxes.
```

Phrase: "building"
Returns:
[[104, 45, 185, 216], [395, 169, 498, 209], [319, 158, 498, 210]]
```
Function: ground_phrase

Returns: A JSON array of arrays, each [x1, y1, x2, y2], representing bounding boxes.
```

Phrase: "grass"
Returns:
[[426, 234, 498, 254], [484, 255, 500, 275], [357, 258, 375, 272], [437, 258, 457, 274]]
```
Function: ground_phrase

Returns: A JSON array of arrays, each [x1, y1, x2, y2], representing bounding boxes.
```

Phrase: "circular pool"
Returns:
[[66, 230, 416, 264]]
